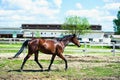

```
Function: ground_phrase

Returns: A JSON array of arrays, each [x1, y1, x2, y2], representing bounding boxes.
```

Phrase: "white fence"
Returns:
[[0, 38, 28, 44], [81, 42, 120, 56], [0, 38, 120, 56]]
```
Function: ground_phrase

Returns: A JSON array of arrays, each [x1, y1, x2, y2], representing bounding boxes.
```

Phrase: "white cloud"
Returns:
[[0, 0, 117, 31], [1, 0, 32, 10], [0, 0, 61, 26], [64, 0, 120, 32], [0, 0, 50, 10], [66, 8, 115, 21], [103, 0, 120, 3], [36, 0, 50, 6], [65, 6, 115, 31], [53, 0, 62, 8], [0, 0, 60, 16], [103, 3, 120, 10], [76, 3, 82, 9], [66, 9, 107, 18]]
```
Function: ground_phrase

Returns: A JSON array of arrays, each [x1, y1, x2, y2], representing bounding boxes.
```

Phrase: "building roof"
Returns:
[[90, 25, 101, 30], [0, 28, 23, 34], [22, 24, 102, 30], [22, 24, 61, 30]]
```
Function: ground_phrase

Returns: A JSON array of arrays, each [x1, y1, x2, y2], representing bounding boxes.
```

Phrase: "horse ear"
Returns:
[[73, 34, 76, 37]]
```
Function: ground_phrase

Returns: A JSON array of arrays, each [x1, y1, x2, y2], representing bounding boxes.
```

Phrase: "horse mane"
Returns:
[[56, 35, 73, 41]]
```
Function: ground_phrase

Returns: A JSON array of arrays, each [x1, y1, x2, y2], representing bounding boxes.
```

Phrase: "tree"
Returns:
[[113, 10, 120, 34], [62, 16, 90, 35]]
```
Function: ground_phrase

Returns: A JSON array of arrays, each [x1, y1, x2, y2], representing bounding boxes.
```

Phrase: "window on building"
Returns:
[[104, 34, 108, 38], [89, 38, 93, 42], [99, 39, 103, 42], [79, 38, 82, 41]]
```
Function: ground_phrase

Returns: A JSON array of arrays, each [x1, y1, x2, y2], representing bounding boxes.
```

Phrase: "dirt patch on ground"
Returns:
[[0, 54, 120, 80], [1, 53, 120, 63]]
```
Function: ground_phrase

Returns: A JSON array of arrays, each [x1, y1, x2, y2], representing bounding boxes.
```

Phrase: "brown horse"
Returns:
[[13, 34, 80, 71]]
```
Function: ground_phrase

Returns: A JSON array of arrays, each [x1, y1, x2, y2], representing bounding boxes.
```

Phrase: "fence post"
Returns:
[[83, 42, 87, 55], [112, 42, 115, 56], [9, 38, 12, 44], [14, 38, 15, 44]]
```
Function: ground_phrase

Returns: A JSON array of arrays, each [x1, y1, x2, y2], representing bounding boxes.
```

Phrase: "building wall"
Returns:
[[0, 24, 113, 44], [0, 28, 23, 38], [79, 31, 104, 42], [23, 29, 69, 38], [23, 29, 111, 43]]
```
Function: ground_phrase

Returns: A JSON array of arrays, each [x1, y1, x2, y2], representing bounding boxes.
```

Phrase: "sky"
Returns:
[[0, 0, 120, 32]]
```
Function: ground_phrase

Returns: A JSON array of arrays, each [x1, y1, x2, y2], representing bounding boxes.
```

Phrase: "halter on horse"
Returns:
[[13, 34, 80, 71]]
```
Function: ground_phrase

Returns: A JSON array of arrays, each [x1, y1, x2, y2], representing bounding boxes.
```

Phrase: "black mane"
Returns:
[[56, 35, 74, 41]]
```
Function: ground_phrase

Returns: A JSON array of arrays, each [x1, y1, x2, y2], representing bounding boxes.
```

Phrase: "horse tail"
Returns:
[[13, 40, 30, 58]]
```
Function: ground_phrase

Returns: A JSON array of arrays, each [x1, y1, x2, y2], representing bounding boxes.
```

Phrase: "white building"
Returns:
[[79, 31, 112, 44], [111, 35, 120, 43], [22, 24, 112, 44], [23, 29, 69, 38]]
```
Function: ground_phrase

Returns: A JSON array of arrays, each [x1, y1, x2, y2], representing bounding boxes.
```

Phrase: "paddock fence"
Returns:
[[0, 38, 120, 56], [0, 38, 28, 44], [80, 42, 120, 56]]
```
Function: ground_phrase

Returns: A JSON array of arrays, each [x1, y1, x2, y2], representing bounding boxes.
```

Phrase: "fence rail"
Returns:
[[0, 38, 120, 56], [81, 42, 120, 56], [0, 38, 29, 44]]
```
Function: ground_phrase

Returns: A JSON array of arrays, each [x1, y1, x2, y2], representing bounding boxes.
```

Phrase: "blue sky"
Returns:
[[0, 0, 120, 32]]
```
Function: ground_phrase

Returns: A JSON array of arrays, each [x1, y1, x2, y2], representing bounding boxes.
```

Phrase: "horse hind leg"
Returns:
[[20, 53, 32, 72], [34, 51, 43, 71]]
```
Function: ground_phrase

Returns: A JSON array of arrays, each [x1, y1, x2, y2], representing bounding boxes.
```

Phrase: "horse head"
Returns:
[[71, 34, 81, 47]]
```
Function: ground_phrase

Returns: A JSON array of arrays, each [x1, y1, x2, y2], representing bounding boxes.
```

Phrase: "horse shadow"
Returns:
[[8, 69, 61, 72]]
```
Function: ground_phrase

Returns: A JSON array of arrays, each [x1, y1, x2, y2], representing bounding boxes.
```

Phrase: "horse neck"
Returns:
[[61, 38, 71, 47]]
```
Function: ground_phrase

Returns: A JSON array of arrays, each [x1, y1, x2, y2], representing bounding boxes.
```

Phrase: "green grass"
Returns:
[[0, 58, 120, 80], [0, 43, 21, 53], [81, 63, 120, 77], [0, 43, 113, 49], [0, 43, 22, 47], [0, 43, 120, 57], [0, 43, 120, 79]]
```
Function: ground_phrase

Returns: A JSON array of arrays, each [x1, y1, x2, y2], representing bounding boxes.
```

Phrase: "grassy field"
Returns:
[[0, 43, 120, 80], [0, 56, 120, 80]]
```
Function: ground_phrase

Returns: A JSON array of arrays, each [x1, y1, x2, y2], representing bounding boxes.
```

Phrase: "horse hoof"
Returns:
[[65, 68, 67, 71], [41, 69, 43, 72], [47, 69, 51, 72], [20, 69, 23, 72]]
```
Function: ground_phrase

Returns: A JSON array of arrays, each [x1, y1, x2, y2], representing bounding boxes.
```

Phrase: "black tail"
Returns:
[[13, 40, 30, 58]]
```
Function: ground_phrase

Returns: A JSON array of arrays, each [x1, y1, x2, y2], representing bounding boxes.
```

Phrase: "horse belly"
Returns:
[[38, 40, 57, 54], [39, 45, 56, 54]]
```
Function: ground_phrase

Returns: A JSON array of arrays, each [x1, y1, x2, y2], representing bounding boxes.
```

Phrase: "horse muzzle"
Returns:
[[78, 44, 81, 47]]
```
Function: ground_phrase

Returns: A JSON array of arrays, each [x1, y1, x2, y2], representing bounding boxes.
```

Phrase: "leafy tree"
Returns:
[[35, 31, 40, 37], [62, 16, 90, 35], [113, 10, 120, 34]]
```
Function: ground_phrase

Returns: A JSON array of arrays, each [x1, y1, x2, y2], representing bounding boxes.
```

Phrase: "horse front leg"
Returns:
[[48, 54, 56, 71], [57, 53, 68, 70]]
